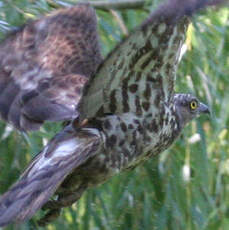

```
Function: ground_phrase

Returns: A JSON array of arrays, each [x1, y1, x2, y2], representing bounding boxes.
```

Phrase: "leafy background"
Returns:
[[0, 0, 228, 229]]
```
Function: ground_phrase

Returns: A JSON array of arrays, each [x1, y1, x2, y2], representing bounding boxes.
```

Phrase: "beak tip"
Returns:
[[203, 106, 210, 116], [199, 103, 210, 116]]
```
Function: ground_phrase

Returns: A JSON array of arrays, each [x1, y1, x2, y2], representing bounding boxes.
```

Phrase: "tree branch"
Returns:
[[48, 0, 147, 11], [78, 0, 146, 10]]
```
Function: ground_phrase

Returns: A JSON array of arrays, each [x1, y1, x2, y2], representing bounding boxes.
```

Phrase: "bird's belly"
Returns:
[[99, 112, 179, 172], [59, 111, 179, 193]]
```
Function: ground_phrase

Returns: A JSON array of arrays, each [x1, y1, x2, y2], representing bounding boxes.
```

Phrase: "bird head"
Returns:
[[174, 93, 210, 128]]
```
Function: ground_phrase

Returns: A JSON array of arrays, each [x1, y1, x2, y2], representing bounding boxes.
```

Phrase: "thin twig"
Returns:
[[110, 10, 129, 36], [79, 0, 146, 10], [48, 0, 147, 11]]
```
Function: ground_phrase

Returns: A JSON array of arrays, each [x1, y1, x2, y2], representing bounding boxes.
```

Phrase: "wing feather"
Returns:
[[79, 0, 224, 120], [0, 4, 102, 130], [79, 1, 190, 120], [0, 126, 101, 226]]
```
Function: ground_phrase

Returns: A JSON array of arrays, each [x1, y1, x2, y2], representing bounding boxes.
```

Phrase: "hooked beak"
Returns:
[[199, 102, 210, 115]]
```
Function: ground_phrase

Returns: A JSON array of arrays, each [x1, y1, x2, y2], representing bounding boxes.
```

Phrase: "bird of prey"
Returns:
[[0, 0, 223, 227]]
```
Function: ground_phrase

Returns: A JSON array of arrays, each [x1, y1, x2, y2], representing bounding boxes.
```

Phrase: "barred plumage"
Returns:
[[0, 0, 221, 227]]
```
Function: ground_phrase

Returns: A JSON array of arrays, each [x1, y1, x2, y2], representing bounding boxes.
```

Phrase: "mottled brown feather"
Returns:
[[0, 4, 102, 131]]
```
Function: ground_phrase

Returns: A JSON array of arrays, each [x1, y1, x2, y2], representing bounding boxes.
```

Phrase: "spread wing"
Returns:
[[0, 126, 102, 227], [79, 0, 225, 121], [0, 4, 102, 131], [79, 0, 191, 120]]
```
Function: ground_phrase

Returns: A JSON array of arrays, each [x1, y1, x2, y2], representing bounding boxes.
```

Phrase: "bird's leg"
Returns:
[[38, 185, 87, 226], [37, 208, 61, 226], [42, 185, 86, 210]]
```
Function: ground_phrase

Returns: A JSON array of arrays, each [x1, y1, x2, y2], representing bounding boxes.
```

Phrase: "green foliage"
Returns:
[[0, 1, 228, 230]]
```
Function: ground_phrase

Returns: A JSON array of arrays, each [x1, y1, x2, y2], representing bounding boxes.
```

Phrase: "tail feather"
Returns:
[[0, 126, 101, 227]]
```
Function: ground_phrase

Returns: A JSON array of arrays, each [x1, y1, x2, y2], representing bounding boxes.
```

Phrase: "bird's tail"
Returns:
[[0, 126, 101, 227]]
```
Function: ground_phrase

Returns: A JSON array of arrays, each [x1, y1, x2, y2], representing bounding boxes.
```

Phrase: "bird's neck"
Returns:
[[172, 100, 187, 131]]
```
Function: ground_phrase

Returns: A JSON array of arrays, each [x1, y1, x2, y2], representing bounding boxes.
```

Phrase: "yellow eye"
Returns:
[[190, 101, 198, 110]]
